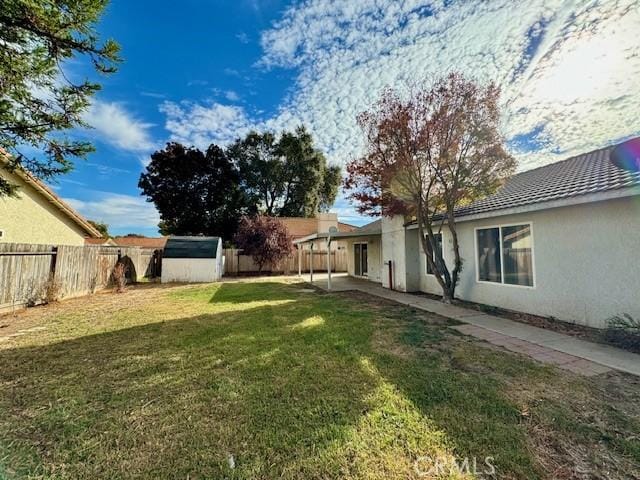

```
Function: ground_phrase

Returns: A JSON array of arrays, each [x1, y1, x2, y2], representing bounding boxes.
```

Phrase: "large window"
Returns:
[[425, 233, 443, 275], [476, 224, 534, 287]]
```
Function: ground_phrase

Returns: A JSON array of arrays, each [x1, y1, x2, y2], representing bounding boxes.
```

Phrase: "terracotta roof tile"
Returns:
[[85, 238, 115, 245], [113, 237, 167, 248], [277, 218, 319, 238], [338, 222, 358, 232]]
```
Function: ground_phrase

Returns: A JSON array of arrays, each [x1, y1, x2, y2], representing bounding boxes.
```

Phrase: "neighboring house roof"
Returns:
[[113, 236, 167, 248], [275, 216, 356, 238], [338, 222, 358, 232], [85, 237, 118, 246], [278, 217, 321, 238], [0, 153, 101, 238], [163, 236, 220, 258], [408, 137, 640, 225], [355, 219, 382, 235], [294, 219, 381, 244]]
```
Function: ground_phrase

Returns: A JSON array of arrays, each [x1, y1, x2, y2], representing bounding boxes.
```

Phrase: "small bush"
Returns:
[[23, 280, 41, 308], [602, 314, 640, 353], [112, 262, 128, 293], [43, 274, 62, 304]]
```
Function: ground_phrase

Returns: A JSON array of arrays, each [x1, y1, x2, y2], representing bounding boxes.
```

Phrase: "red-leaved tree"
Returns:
[[345, 73, 515, 302], [234, 216, 293, 273]]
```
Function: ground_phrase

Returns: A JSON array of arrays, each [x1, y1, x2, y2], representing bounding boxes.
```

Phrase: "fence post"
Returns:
[[49, 246, 58, 278], [326, 237, 331, 290]]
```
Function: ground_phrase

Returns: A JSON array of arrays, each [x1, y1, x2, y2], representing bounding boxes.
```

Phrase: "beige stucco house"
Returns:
[[0, 162, 101, 245], [297, 138, 640, 328]]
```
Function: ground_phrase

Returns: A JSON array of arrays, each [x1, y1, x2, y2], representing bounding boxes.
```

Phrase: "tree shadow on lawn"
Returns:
[[167, 281, 306, 306], [356, 294, 640, 480], [0, 294, 385, 479], [0, 281, 598, 479]]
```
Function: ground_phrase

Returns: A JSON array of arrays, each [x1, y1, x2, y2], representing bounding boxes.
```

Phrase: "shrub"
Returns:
[[111, 262, 128, 293], [42, 274, 62, 304], [23, 274, 61, 307], [234, 216, 293, 273], [602, 314, 640, 353], [23, 280, 41, 308]]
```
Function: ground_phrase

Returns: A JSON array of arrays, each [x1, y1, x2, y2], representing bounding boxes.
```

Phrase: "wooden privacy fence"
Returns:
[[0, 243, 162, 313], [223, 248, 348, 275]]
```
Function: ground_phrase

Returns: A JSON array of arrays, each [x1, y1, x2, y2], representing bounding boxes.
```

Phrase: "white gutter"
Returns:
[[406, 186, 640, 229]]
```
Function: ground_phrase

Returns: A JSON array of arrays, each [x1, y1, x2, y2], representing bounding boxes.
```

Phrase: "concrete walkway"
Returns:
[[302, 273, 640, 377]]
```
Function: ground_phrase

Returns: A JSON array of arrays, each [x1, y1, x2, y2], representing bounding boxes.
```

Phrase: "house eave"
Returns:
[[293, 230, 381, 245], [405, 186, 640, 229]]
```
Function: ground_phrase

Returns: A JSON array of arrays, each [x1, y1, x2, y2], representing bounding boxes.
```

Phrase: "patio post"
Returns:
[[310, 242, 314, 283], [297, 245, 302, 277], [326, 236, 332, 290]]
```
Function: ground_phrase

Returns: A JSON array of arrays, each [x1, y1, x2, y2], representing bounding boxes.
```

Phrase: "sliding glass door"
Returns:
[[354, 243, 368, 277]]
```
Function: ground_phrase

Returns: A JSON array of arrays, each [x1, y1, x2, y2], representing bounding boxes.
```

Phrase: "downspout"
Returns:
[[326, 235, 332, 291]]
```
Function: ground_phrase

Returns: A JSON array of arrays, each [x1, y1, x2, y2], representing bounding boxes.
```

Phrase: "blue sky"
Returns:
[[56, 0, 640, 237]]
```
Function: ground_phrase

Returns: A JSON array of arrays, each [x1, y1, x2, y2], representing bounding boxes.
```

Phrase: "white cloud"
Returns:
[[236, 31, 250, 44], [138, 155, 152, 168], [65, 192, 160, 230], [86, 162, 131, 176], [84, 101, 154, 151], [225, 90, 241, 102], [161, 0, 640, 183], [160, 100, 255, 149], [224, 68, 242, 77]]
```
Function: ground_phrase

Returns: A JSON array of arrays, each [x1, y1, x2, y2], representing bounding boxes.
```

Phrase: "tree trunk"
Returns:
[[417, 206, 458, 304], [447, 205, 463, 300], [417, 207, 453, 303]]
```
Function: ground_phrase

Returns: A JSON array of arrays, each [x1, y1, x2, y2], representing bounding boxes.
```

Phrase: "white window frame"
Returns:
[[424, 232, 443, 276], [474, 221, 536, 289], [353, 241, 369, 278]]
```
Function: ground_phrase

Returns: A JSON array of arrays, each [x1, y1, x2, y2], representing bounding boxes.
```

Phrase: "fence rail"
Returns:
[[223, 248, 348, 275], [0, 243, 161, 313]]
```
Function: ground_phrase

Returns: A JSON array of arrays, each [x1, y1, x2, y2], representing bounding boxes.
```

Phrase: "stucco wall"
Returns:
[[346, 236, 382, 283], [381, 216, 410, 290], [415, 196, 640, 328], [316, 212, 338, 234], [0, 170, 87, 245]]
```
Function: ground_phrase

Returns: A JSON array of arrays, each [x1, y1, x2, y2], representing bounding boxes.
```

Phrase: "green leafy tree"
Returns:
[[227, 126, 341, 217], [0, 0, 120, 196], [88, 220, 109, 238], [139, 143, 253, 240]]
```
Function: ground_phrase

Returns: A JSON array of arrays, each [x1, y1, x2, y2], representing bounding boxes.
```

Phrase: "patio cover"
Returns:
[[293, 220, 381, 290]]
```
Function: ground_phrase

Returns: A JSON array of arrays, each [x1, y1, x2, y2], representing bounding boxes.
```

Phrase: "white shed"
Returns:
[[161, 236, 223, 283]]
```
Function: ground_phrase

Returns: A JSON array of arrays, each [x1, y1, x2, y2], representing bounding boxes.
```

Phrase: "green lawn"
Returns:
[[0, 280, 638, 479]]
